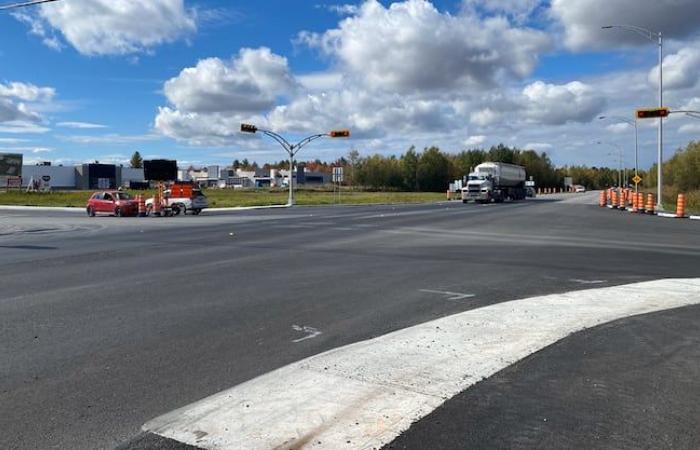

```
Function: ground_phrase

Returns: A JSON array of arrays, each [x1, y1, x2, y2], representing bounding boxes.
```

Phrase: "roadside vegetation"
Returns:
[[0, 188, 443, 208]]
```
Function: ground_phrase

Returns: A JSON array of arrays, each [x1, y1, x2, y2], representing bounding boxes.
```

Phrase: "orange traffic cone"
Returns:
[[676, 193, 686, 218]]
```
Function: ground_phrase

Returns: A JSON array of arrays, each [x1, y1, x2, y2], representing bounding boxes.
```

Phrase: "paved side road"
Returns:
[[2, 193, 700, 449]]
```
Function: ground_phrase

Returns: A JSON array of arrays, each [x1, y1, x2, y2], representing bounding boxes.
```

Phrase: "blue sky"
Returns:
[[1, 0, 699, 169]]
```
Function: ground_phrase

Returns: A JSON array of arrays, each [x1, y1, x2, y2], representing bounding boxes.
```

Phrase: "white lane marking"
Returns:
[[144, 278, 700, 450], [291, 325, 322, 343], [419, 289, 475, 301], [569, 279, 607, 285]]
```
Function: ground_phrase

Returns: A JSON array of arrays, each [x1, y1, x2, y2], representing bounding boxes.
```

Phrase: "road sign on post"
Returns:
[[636, 108, 669, 119], [632, 175, 642, 185], [332, 166, 344, 183]]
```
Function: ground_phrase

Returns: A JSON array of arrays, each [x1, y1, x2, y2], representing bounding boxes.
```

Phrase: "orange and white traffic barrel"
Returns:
[[645, 193, 655, 214], [676, 193, 686, 218]]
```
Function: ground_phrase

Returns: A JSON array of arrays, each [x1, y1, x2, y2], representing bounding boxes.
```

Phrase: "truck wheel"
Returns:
[[172, 204, 181, 216], [192, 209, 201, 215]]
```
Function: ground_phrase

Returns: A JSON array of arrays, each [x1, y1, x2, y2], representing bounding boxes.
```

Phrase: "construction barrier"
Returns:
[[618, 189, 625, 209], [677, 193, 686, 218], [635, 192, 643, 213], [645, 193, 655, 214], [599, 191, 607, 207], [137, 195, 146, 217]]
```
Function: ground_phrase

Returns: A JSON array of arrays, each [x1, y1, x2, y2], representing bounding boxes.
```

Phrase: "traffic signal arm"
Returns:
[[240, 123, 258, 133]]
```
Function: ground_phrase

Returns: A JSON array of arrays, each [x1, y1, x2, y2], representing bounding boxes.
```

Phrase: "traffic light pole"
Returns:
[[657, 32, 663, 210], [240, 125, 348, 206]]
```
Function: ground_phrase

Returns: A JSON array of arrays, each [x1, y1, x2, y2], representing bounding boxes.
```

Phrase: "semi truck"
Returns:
[[461, 162, 527, 203]]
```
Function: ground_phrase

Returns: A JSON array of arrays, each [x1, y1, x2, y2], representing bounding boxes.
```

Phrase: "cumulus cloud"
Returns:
[[163, 48, 297, 114], [649, 46, 700, 90], [0, 82, 54, 124], [550, 0, 700, 50], [16, 0, 196, 56], [298, 0, 550, 92], [520, 81, 606, 125], [464, 135, 486, 147], [155, 48, 298, 145]]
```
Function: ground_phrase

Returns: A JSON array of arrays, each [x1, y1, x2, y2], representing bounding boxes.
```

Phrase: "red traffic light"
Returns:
[[636, 108, 670, 119], [329, 129, 350, 138], [240, 123, 258, 133]]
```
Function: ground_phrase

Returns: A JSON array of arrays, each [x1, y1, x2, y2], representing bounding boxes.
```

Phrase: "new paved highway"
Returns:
[[2, 193, 700, 449]]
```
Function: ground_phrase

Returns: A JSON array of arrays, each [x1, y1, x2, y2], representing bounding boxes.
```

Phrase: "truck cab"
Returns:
[[463, 172, 494, 203]]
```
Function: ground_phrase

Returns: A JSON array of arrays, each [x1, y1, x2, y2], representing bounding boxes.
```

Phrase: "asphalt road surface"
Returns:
[[2, 192, 700, 450]]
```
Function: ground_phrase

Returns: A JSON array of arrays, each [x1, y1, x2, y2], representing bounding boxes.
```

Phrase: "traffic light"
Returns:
[[240, 123, 258, 133], [636, 108, 670, 119], [329, 129, 350, 138]]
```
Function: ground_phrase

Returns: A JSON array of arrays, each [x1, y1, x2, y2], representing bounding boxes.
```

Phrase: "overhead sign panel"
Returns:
[[0, 153, 22, 177], [144, 159, 177, 181]]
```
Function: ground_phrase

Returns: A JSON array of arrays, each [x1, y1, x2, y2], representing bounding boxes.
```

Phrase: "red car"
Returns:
[[86, 191, 138, 217]]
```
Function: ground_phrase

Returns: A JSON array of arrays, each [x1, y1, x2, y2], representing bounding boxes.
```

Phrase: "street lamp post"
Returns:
[[598, 141, 624, 189], [602, 24, 664, 209], [599, 115, 638, 193], [240, 124, 350, 206]]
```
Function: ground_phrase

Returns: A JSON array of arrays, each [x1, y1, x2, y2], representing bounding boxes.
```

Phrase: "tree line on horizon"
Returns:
[[130, 141, 700, 193]]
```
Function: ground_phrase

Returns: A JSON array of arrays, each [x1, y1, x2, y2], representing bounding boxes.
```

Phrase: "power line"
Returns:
[[0, 0, 59, 11]]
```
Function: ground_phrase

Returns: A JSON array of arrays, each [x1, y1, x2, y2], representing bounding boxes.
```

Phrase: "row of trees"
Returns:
[[132, 141, 700, 192]]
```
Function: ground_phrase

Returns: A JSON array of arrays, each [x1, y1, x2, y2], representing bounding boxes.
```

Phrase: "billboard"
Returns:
[[0, 153, 22, 177], [144, 159, 177, 181]]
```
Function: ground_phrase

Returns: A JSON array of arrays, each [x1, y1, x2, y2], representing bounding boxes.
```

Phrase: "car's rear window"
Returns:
[[115, 192, 132, 200]]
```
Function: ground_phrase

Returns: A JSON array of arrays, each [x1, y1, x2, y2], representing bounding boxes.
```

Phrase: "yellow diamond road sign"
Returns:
[[633, 175, 642, 185]]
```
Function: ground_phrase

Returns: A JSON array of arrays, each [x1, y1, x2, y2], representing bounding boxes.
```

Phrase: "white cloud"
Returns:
[[678, 122, 700, 134], [155, 48, 300, 145], [298, 0, 550, 92], [17, 0, 196, 56], [163, 48, 297, 114], [59, 134, 160, 144], [524, 142, 553, 151], [470, 108, 502, 127], [649, 46, 700, 90], [464, 135, 486, 147], [521, 81, 606, 125], [0, 82, 55, 102], [56, 121, 107, 129], [0, 121, 50, 134], [0, 81, 55, 124], [606, 123, 630, 133], [550, 0, 700, 50]]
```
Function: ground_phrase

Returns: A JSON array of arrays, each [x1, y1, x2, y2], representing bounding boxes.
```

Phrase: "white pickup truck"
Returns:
[[145, 188, 208, 215]]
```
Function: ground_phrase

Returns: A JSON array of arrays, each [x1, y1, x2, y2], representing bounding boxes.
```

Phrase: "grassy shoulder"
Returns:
[[0, 188, 445, 208]]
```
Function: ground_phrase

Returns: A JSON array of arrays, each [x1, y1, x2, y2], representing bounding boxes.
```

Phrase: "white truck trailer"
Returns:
[[461, 162, 527, 203]]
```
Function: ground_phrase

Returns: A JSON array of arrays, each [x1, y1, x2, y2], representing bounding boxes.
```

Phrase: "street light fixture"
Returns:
[[599, 115, 639, 193], [240, 124, 350, 206], [602, 24, 664, 209]]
